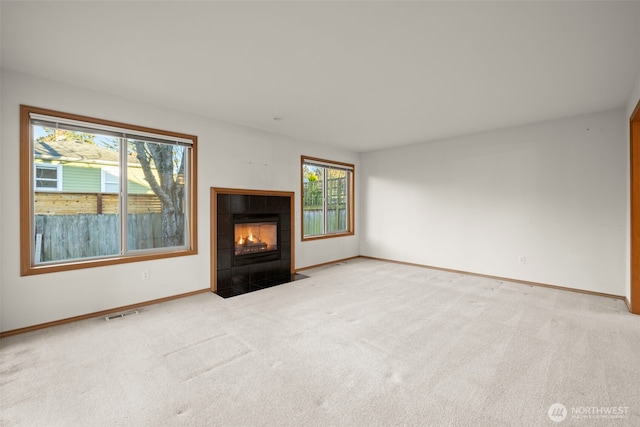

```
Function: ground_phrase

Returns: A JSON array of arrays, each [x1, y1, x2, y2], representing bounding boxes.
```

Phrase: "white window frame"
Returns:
[[34, 163, 62, 192]]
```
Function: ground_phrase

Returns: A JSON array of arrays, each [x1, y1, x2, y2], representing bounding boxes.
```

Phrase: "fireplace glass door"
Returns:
[[234, 220, 278, 256]]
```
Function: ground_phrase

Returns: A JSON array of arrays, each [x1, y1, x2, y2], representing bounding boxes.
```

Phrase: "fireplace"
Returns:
[[233, 214, 279, 265], [212, 188, 302, 298]]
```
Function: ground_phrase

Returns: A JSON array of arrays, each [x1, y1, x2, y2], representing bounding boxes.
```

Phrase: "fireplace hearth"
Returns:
[[212, 189, 302, 298]]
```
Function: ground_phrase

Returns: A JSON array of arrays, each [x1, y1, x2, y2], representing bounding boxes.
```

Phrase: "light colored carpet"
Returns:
[[1, 258, 639, 426]]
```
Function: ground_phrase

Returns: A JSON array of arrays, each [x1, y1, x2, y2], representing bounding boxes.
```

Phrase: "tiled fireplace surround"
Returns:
[[212, 188, 295, 298]]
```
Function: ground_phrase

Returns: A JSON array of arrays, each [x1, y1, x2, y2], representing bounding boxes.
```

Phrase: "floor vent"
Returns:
[[105, 310, 139, 321]]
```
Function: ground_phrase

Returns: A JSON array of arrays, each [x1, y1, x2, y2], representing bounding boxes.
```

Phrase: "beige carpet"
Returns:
[[1, 258, 639, 426]]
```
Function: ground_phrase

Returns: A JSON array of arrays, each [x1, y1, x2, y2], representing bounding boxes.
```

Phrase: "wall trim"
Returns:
[[295, 256, 361, 272], [0, 288, 211, 338], [359, 256, 627, 302], [3, 252, 632, 337], [630, 97, 640, 314]]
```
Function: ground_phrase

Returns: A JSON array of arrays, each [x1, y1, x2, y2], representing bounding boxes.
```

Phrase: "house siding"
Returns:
[[62, 163, 101, 193], [34, 160, 152, 194]]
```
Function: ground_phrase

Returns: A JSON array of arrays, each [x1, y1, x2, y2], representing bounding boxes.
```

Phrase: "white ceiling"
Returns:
[[2, 1, 639, 152]]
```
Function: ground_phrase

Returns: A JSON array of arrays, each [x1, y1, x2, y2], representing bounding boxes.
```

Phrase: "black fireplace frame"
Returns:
[[211, 188, 295, 298]]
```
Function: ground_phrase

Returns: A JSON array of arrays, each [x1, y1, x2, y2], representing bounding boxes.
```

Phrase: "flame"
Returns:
[[237, 229, 258, 245]]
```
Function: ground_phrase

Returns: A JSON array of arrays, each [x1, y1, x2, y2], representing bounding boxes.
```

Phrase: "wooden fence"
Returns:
[[34, 213, 165, 263], [303, 209, 347, 236], [35, 192, 162, 215]]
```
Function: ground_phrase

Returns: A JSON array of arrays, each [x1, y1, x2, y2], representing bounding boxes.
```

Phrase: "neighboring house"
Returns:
[[33, 139, 161, 215], [34, 139, 154, 194]]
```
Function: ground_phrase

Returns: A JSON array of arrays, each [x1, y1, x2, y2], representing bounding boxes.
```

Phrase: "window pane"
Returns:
[[326, 168, 348, 233], [35, 179, 58, 189], [104, 183, 119, 193], [33, 126, 120, 263], [127, 139, 187, 250], [36, 167, 58, 179], [303, 164, 324, 237]]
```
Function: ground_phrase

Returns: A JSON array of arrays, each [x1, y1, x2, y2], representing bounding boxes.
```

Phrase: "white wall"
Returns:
[[0, 70, 359, 332], [360, 109, 627, 296]]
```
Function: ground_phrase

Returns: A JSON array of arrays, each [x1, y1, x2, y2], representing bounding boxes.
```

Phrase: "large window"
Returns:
[[20, 105, 197, 275], [301, 156, 354, 239]]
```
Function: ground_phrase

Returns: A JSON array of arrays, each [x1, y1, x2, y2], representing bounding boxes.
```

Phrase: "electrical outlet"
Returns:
[[518, 256, 526, 264], [142, 270, 150, 280]]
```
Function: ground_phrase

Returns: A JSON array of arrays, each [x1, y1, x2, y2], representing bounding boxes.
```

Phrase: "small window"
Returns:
[[101, 167, 119, 193], [35, 163, 62, 191], [21, 105, 198, 275], [301, 156, 354, 239]]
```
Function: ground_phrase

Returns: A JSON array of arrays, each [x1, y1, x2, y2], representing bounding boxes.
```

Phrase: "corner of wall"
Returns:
[[625, 54, 640, 304], [0, 65, 4, 313]]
